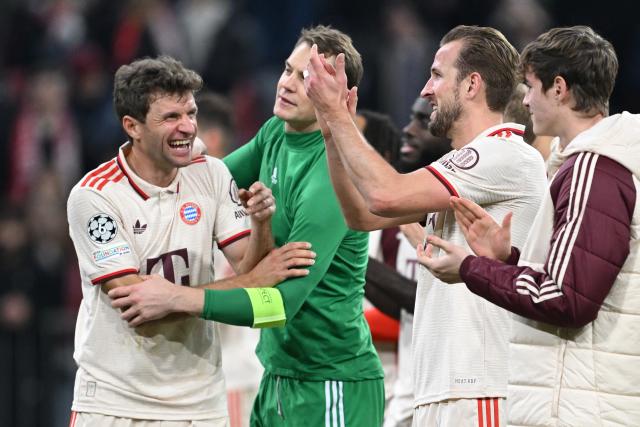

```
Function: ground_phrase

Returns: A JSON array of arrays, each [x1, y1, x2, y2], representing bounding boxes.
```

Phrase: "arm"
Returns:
[[108, 241, 316, 326], [221, 181, 275, 274], [365, 257, 417, 318], [304, 46, 451, 218], [321, 110, 424, 230], [460, 155, 634, 328]]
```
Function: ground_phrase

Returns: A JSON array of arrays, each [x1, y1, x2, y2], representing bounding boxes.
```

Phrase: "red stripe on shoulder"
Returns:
[[91, 268, 139, 285], [487, 127, 523, 138], [81, 159, 116, 187], [425, 165, 459, 197], [218, 230, 251, 249], [189, 156, 207, 165]]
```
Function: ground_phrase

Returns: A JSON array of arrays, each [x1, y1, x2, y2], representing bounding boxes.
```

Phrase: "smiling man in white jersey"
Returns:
[[67, 56, 314, 427], [304, 25, 547, 426]]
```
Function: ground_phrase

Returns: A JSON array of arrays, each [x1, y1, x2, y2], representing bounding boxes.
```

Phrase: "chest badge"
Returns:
[[180, 202, 202, 225]]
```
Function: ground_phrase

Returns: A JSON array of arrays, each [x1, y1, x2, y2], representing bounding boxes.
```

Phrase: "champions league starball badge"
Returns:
[[87, 213, 118, 244]]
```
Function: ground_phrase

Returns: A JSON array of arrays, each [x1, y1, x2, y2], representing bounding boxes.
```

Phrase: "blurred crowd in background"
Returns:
[[0, 0, 636, 426]]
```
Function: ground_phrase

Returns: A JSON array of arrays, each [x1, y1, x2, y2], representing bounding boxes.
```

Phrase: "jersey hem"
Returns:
[[70, 403, 227, 421], [413, 389, 507, 407]]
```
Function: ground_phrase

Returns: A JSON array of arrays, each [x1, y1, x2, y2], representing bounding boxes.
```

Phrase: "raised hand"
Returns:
[[239, 181, 275, 223], [450, 197, 512, 262], [416, 235, 471, 284], [304, 44, 350, 118], [248, 242, 316, 287]]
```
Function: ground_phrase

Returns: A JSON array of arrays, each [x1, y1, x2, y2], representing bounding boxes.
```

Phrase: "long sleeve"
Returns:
[[460, 153, 635, 328], [365, 258, 417, 319]]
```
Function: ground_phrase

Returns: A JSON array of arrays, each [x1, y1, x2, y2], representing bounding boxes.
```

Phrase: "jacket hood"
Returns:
[[562, 112, 640, 179]]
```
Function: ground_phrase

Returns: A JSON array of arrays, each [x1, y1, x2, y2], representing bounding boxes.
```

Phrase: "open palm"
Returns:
[[450, 197, 512, 262]]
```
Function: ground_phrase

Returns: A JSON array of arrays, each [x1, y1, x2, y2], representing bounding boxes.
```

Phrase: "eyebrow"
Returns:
[[285, 60, 305, 79]]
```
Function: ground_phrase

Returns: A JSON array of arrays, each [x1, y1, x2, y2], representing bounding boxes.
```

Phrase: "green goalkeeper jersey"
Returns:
[[224, 117, 383, 381]]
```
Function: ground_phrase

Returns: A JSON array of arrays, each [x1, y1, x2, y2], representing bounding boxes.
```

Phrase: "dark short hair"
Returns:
[[113, 56, 203, 122], [441, 25, 519, 113], [196, 92, 234, 133], [504, 83, 535, 143], [296, 25, 363, 89], [520, 26, 617, 116], [358, 110, 401, 165]]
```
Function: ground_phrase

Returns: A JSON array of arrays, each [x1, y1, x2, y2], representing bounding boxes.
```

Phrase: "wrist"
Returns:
[[178, 287, 205, 316]]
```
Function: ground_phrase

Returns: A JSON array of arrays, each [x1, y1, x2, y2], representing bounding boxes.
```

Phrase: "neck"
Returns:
[[557, 113, 604, 150], [125, 143, 177, 187], [450, 108, 503, 149], [284, 120, 320, 134]]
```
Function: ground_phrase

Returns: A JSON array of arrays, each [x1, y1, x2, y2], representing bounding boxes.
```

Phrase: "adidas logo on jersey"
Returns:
[[133, 220, 147, 234]]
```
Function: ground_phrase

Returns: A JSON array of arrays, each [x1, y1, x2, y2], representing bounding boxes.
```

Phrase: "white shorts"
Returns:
[[412, 398, 505, 427], [69, 412, 229, 427]]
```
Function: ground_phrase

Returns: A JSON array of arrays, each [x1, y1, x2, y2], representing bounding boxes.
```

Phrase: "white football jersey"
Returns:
[[67, 143, 249, 420], [412, 123, 547, 406]]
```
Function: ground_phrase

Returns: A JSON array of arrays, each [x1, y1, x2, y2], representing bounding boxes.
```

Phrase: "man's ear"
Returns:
[[465, 72, 482, 98], [554, 75, 570, 103], [122, 115, 141, 141]]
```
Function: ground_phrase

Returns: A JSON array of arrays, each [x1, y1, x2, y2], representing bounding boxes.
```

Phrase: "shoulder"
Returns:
[[73, 157, 126, 194]]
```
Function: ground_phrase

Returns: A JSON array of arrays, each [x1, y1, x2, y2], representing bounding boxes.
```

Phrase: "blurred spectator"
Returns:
[[69, 44, 123, 169], [378, 1, 437, 127], [196, 92, 236, 157], [7, 66, 81, 205]]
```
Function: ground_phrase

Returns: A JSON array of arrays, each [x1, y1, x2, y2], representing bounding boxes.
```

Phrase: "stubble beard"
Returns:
[[428, 90, 462, 138]]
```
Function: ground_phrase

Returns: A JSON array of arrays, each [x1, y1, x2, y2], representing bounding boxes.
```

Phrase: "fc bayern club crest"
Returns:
[[87, 213, 118, 244], [180, 202, 202, 225]]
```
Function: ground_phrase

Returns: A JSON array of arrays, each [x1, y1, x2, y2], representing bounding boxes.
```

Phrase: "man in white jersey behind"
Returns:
[[304, 25, 547, 425], [66, 56, 314, 427]]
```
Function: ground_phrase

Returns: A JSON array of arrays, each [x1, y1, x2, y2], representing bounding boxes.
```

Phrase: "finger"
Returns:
[[451, 197, 478, 224], [111, 296, 132, 309], [319, 53, 336, 76], [456, 197, 486, 220], [238, 189, 253, 206], [283, 249, 316, 259], [129, 316, 144, 328], [425, 235, 452, 252], [453, 207, 473, 235], [283, 268, 311, 278], [280, 242, 312, 250], [502, 211, 513, 232], [307, 44, 323, 75], [248, 182, 270, 197], [108, 286, 129, 299], [286, 257, 316, 268], [416, 243, 433, 267], [347, 86, 358, 118], [335, 53, 346, 81], [121, 306, 138, 321]]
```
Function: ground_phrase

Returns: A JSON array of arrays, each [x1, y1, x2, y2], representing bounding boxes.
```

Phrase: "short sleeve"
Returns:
[[427, 138, 527, 205], [67, 188, 140, 284], [207, 158, 251, 249]]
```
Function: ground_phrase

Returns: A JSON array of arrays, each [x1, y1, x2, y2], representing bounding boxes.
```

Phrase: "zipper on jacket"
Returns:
[[552, 338, 568, 418]]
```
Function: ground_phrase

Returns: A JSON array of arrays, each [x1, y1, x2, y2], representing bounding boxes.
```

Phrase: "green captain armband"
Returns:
[[243, 287, 286, 328]]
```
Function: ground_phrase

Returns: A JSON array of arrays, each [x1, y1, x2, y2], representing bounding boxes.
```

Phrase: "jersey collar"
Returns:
[[117, 142, 181, 200], [478, 122, 525, 140]]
